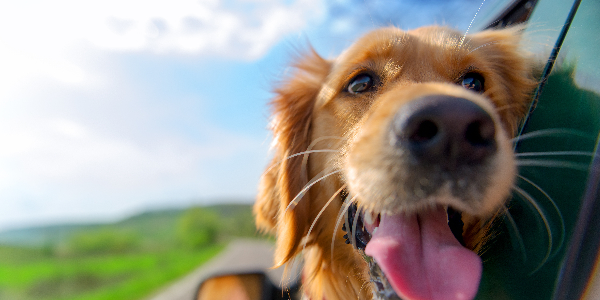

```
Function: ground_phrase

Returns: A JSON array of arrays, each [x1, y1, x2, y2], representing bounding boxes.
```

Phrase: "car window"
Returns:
[[526, 1, 600, 299], [475, 0, 600, 299], [472, 0, 526, 30], [552, 0, 600, 95], [475, 0, 540, 30]]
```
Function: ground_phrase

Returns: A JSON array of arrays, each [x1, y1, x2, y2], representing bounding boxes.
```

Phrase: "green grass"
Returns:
[[0, 203, 260, 300], [0, 244, 224, 300]]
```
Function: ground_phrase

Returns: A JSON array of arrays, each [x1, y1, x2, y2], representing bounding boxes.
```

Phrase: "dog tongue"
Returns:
[[364, 206, 482, 300]]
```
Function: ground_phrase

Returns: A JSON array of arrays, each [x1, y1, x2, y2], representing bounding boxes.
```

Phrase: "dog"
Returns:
[[254, 25, 537, 300]]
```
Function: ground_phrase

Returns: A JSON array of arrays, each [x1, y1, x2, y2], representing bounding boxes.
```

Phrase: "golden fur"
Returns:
[[254, 26, 537, 300]]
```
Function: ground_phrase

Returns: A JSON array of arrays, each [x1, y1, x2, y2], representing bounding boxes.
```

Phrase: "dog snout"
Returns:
[[391, 95, 497, 169]]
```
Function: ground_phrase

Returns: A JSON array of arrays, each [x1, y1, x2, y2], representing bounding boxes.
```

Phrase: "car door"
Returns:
[[473, 0, 600, 299]]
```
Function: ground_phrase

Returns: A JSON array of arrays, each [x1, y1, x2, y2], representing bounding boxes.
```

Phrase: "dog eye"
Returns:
[[461, 72, 485, 93], [347, 74, 374, 94]]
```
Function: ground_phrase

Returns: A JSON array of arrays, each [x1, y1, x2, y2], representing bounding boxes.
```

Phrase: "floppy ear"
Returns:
[[254, 49, 331, 266], [470, 26, 538, 135]]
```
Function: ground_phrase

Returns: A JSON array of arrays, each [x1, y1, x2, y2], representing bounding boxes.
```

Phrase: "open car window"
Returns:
[[475, 0, 600, 299]]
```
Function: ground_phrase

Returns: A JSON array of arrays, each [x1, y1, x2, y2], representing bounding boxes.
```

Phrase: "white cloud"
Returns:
[[0, 0, 319, 230], [9, 119, 250, 190], [1, 0, 324, 58], [0, 0, 325, 100], [0, 111, 269, 229]]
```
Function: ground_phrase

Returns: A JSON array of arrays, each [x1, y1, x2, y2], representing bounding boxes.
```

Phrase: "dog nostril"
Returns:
[[410, 120, 438, 143], [391, 95, 497, 167], [465, 120, 495, 147]]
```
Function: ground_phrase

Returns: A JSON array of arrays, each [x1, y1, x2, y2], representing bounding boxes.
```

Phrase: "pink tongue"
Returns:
[[364, 206, 482, 300]]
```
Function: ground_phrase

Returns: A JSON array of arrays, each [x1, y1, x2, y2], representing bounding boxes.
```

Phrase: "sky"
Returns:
[[0, 0, 494, 230]]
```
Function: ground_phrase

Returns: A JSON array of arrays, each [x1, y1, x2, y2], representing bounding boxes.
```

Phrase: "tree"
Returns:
[[66, 228, 140, 255], [177, 207, 220, 248]]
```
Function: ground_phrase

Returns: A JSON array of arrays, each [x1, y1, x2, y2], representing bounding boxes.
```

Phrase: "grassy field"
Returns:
[[0, 204, 260, 300], [0, 245, 223, 300]]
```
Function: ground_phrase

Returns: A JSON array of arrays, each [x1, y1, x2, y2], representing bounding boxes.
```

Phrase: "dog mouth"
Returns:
[[343, 196, 482, 300]]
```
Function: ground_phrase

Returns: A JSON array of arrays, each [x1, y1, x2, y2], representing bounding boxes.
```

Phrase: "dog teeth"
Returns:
[[364, 211, 376, 226], [364, 211, 380, 236]]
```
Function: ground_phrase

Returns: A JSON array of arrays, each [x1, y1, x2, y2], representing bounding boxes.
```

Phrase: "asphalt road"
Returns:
[[144, 239, 298, 300]]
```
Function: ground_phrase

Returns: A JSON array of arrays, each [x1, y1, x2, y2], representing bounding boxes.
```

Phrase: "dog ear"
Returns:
[[469, 27, 538, 135], [254, 49, 331, 266]]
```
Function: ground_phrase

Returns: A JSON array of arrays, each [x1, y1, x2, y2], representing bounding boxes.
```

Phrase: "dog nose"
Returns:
[[391, 95, 497, 169]]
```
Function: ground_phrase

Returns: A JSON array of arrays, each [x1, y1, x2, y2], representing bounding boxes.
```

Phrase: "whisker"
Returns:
[[516, 151, 594, 158], [512, 186, 553, 274], [303, 185, 347, 254], [459, 37, 473, 50], [517, 159, 590, 171], [359, 280, 372, 296], [504, 210, 527, 263], [512, 128, 594, 143], [332, 193, 359, 265], [285, 168, 343, 214], [301, 136, 346, 176], [459, 0, 486, 48], [517, 174, 565, 257], [351, 202, 361, 249], [281, 256, 303, 292], [264, 149, 341, 175], [467, 41, 496, 54]]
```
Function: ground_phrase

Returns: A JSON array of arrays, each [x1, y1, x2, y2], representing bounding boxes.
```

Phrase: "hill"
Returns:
[[0, 203, 257, 247], [0, 202, 264, 300]]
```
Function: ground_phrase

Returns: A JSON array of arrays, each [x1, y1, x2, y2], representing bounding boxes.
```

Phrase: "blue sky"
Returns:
[[0, 0, 492, 230]]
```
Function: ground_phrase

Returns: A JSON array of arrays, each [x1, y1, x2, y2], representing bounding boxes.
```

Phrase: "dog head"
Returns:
[[255, 26, 537, 300]]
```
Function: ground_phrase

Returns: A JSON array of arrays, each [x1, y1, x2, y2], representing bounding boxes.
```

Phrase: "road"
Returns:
[[144, 239, 299, 300]]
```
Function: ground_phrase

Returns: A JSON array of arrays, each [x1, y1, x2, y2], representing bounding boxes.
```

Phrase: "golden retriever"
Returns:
[[254, 26, 537, 300]]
